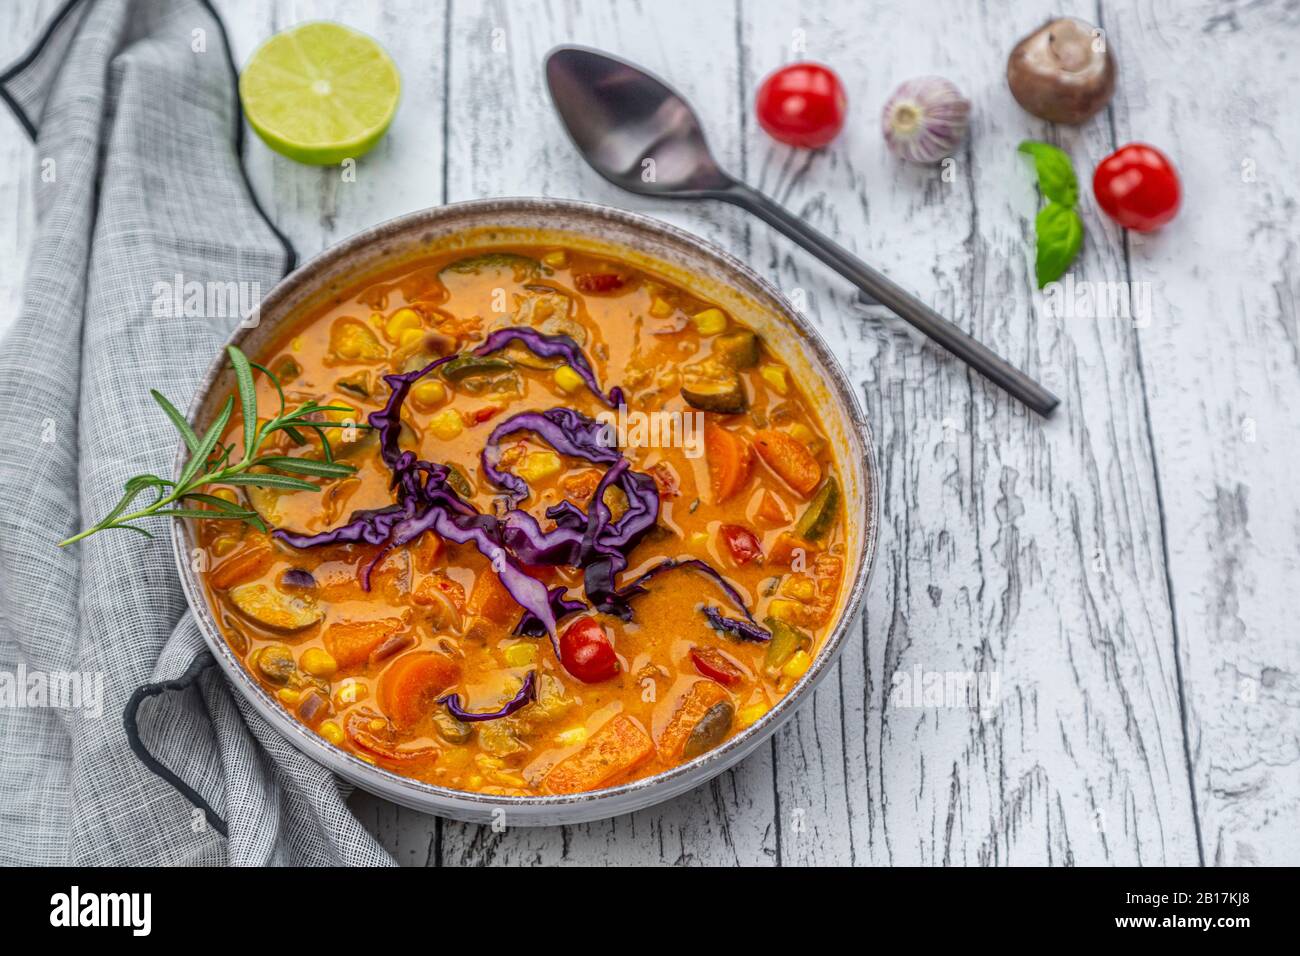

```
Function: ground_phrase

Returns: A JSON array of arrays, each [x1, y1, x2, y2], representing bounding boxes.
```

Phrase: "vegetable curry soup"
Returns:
[[197, 246, 847, 796]]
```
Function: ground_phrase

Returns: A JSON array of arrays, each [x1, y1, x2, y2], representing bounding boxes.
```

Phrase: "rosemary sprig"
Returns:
[[59, 345, 367, 546]]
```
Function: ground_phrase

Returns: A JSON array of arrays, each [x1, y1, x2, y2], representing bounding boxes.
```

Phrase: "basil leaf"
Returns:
[[1034, 202, 1084, 288], [1018, 140, 1078, 207]]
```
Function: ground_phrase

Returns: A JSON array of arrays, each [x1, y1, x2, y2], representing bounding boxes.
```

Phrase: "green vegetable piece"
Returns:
[[230, 583, 323, 632], [713, 330, 761, 370], [681, 360, 748, 413], [439, 253, 540, 281], [794, 476, 840, 541], [432, 708, 474, 744], [1034, 203, 1084, 288], [682, 700, 735, 759], [335, 370, 371, 398], [440, 354, 514, 382], [762, 617, 811, 676], [440, 462, 474, 498], [1018, 140, 1079, 207]]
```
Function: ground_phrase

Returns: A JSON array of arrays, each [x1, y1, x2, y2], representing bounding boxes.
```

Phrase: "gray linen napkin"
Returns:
[[0, 0, 394, 865]]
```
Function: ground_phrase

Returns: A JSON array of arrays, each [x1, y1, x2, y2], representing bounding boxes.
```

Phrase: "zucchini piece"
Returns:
[[335, 370, 371, 398], [793, 477, 840, 541], [681, 363, 748, 414], [439, 253, 540, 281], [229, 583, 323, 632], [440, 354, 514, 382], [762, 617, 810, 677], [682, 700, 735, 759], [440, 462, 475, 498], [713, 330, 761, 369]]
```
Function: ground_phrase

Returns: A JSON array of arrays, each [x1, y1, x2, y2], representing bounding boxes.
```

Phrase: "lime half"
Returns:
[[239, 21, 400, 165]]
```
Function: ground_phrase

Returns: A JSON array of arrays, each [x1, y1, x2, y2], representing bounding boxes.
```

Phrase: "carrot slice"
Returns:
[[541, 714, 655, 795], [657, 679, 732, 759], [756, 490, 790, 525], [705, 423, 752, 504], [468, 569, 519, 625], [210, 543, 272, 589], [323, 617, 406, 669], [752, 429, 821, 497], [378, 651, 463, 731], [768, 532, 814, 568]]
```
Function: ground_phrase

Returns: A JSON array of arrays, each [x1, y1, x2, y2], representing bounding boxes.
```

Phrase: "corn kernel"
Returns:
[[786, 422, 816, 445], [211, 534, 240, 557], [736, 703, 770, 729], [291, 337, 303, 352], [277, 687, 301, 706], [649, 296, 674, 318], [553, 364, 585, 394], [319, 720, 344, 745], [429, 409, 464, 441], [768, 598, 804, 623], [554, 726, 588, 747], [300, 647, 338, 680], [410, 378, 447, 410], [781, 577, 817, 602], [781, 650, 812, 680], [516, 450, 562, 483], [542, 250, 569, 268], [689, 531, 709, 547], [213, 488, 239, 505], [691, 307, 728, 335], [398, 327, 426, 351], [322, 402, 358, 425], [333, 679, 368, 707], [385, 307, 423, 343], [503, 643, 537, 667], [760, 364, 789, 395]]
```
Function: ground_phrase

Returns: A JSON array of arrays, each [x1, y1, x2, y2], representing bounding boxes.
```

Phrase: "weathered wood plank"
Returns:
[[1102, 0, 1300, 866], [740, 0, 1198, 864]]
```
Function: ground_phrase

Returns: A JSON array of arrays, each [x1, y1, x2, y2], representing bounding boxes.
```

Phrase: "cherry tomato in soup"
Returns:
[[1093, 143, 1181, 232], [691, 646, 744, 686], [719, 524, 762, 565], [559, 615, 619, 683], [755, 63, 847, 148]]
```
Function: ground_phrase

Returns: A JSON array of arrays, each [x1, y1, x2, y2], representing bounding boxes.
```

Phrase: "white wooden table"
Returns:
[[3, 0, 1297, 866]]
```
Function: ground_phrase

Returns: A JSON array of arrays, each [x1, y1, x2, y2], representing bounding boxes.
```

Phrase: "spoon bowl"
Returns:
[[544, 46, 732, 196]]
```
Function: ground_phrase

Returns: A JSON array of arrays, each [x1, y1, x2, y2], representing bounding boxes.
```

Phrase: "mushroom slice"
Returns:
[[229, 583, 324, 632]]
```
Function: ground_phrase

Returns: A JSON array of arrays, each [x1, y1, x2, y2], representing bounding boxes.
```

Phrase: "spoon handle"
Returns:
[[718, 182, 1059, 417]]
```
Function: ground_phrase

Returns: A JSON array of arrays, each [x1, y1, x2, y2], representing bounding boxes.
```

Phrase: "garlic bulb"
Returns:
[[881, 76, 971, 164]]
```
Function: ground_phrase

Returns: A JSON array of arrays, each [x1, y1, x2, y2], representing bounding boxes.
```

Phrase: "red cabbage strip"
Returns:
[[514, 586, 587, 638], [482, 408, 619, 502], [475, 327, 624, 407], [438, 670, 536, 722], [370, 353, 458, 469], [614, 558, 770, 640], [701, 606, 771, 643]]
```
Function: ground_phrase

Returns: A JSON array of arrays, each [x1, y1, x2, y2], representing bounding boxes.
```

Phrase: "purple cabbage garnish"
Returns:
[[514, 586, 587, 638], [475, 327, 624, 407], [280, 567, 317, 589], [438, 670, 537, 722], [482, 407, 618, 503], [702, 606, 771, 643]]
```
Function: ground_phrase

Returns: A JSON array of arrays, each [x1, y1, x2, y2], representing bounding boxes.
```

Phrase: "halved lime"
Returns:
[[239, 21, 401, 166]]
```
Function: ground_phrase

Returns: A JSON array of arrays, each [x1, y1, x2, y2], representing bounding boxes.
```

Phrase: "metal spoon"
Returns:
[[544, 46, 1059, 417]]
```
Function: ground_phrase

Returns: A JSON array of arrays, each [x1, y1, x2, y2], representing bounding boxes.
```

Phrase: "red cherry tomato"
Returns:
[[1093, 143, 1181, 232], [755, 63, 847, 149], [719, 524, 762, 565], [690, 646, 744, 686], [559, 615, 619, 683]]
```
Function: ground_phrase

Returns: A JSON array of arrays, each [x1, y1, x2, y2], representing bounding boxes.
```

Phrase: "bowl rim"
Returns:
[[171, 196, 880, 817]]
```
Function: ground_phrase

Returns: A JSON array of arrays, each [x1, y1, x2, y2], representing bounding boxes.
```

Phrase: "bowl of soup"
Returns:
[[173, 197, 879, 824]]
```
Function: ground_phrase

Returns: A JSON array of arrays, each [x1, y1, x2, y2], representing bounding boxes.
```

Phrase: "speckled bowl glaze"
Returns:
[[173, 198, 879, 825]]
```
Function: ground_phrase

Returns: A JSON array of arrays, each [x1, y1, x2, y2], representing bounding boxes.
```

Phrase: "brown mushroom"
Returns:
[[1007, 18, 1116, 125]]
